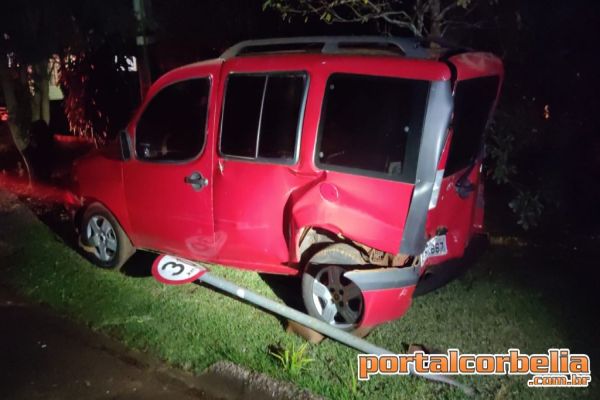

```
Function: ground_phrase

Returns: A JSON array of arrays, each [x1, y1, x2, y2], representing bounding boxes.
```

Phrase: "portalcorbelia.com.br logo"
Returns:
[[358, 348, 591, 388]]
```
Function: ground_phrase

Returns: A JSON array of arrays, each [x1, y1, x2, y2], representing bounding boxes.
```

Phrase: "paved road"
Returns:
[[0, 286, 214, 400]]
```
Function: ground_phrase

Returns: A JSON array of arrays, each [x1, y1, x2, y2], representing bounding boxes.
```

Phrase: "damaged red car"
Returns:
[[72, 37, 503, 331]]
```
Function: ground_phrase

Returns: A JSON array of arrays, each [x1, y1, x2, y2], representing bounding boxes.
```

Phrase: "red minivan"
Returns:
[[73, 37, 503, 331]]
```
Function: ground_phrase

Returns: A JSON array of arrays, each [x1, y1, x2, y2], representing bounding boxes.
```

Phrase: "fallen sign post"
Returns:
[[151, 254, 474, 396]]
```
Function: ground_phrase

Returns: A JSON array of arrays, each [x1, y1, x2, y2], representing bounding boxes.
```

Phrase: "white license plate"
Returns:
[[421, 235, 448, 265]]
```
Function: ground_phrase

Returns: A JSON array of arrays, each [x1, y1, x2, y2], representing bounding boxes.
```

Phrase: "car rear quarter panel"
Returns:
[[289, 172, 414, 257]]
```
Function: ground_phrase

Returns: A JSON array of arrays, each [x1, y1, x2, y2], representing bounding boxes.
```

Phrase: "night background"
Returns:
[[0, 0, 599, 399]]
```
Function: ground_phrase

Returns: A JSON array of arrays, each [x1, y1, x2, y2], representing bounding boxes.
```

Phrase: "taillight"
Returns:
[[428, 169, 444, 210]]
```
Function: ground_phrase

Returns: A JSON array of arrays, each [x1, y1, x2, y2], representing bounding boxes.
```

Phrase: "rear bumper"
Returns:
[[344, 267, 419, 327], [343, 234, 489, 327], [414, 233, 489, 297]]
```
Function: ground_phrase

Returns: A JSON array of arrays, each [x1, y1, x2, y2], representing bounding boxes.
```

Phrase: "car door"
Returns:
[[210, 58, 311, 273], [122, 67, 218, 260], [424, 53, 503, 263]]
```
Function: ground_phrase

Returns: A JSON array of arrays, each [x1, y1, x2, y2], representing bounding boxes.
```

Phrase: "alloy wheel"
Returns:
[[309, 265, 363, 328], [86, 215, 118, 262]]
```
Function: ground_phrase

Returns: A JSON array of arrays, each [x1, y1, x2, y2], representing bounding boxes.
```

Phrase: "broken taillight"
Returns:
[[428, 169, 444, 210]]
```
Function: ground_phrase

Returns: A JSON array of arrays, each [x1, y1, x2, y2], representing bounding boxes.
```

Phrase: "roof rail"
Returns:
[[220, 36, 428, 59]]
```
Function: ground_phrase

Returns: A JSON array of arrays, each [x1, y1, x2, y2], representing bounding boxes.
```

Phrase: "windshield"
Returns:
[[315, 73, 430, 183]]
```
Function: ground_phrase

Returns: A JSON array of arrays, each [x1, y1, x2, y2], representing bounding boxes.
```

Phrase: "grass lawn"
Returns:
[[0, 195, 597, 399]]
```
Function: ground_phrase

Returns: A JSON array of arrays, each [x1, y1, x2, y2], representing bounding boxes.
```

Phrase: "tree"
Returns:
[[0, 0, 71, 181], [61, 46, 138, 145], [263, 0, 486, 38], [0, 0, 136, 170]]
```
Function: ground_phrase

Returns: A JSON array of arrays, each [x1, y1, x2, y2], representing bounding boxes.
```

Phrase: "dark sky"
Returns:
[[150, 0, 375, 67], [150, 0, 600, 128]]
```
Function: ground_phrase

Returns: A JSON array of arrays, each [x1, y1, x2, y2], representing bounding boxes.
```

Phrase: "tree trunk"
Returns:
[[0, 62, 33, 185], [429, 0, 443, 38], [0, 63, 28, 151], [40, 74, 50, 125], [31, 88, 41, 122], [133, 0, 153, 100], [38, 61, 50, 125], [30, 61, 51, 125]]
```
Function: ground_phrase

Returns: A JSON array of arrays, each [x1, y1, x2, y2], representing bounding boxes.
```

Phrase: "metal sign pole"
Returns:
[[198, 271, 473, 396], [151, 255, 473, 396]]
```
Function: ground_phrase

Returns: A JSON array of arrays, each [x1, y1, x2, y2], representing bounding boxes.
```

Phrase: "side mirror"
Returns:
[[119, 130, 132, 161]]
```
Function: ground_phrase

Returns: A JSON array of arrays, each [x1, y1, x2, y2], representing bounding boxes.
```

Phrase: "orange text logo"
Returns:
[[357, 348, 591, 388]]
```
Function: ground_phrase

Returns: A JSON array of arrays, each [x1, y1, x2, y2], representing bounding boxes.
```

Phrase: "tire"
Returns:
[[80, 203, 135, 270], [301, 243, 365, 331]]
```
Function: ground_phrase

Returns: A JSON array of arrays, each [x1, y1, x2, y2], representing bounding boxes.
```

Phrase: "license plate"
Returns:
[[421, 235, 448, 265]]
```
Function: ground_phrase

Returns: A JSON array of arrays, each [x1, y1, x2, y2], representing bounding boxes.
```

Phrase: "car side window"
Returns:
[[220, 73, 306, 162], [316, 73, 429, 183], [135, 78, 210, 162]]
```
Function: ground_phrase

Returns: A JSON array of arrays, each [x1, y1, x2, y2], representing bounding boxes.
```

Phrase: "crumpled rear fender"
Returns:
[[287, 174, 413, 262], [345, 267, 419, 327]]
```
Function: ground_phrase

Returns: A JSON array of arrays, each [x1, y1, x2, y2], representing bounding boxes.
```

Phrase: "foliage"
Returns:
[[0, 0, 72, 181], [0, 64, 33, 150], [61, 47, 138, 145], [263, 0, 495, 37], [484, 102, 548, 230], [508, 190, 543, 230], [59, 1, 137, 145], [486, 115, 516, 185], [0, 0, 75, 132], [347, 358, 359, 396], [269, 341, 314, 376], [0, 0, 136, 149]]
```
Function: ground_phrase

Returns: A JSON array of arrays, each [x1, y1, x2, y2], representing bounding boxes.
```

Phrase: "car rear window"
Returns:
[[444, 75, 500, 176], [315, 73, 429, 183], [220, 73, 306, 162]]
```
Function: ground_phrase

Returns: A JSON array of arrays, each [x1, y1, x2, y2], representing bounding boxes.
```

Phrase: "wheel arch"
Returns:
[[301, 242, 367, 330], [77, 198, 135, 248], [293, 226, 366, 271]]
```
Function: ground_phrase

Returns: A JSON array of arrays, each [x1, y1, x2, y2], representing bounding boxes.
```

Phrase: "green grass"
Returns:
[[0, 202, 597, 399]]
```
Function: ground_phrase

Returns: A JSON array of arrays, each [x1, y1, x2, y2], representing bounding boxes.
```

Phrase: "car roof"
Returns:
[[220, 36, 468, 61], [221, 36, 426, 59], [153, 36, 500, 92]]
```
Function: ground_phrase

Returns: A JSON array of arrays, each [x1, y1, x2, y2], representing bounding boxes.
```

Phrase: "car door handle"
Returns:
[[184, 172, 208, 191]]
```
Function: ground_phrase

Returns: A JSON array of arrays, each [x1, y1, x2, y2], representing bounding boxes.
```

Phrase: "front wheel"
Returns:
[[80, 203, 134, 270], [301, 244, 365, 331]]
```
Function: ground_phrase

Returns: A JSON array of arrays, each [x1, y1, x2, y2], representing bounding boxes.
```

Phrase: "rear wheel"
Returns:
[[80, 203, 134, 270], [301, 244, 365, 331]]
